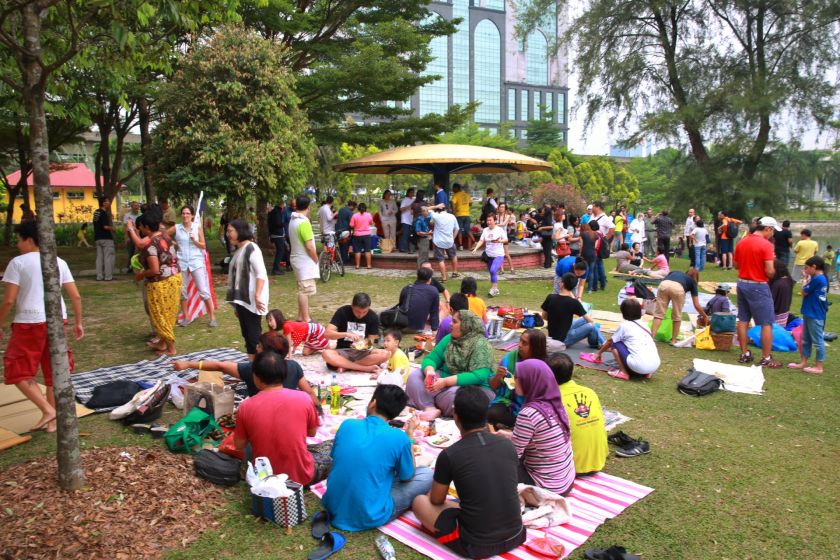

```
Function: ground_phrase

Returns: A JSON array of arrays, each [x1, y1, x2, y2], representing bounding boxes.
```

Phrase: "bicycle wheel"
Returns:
[[335, 251, 345, 277], [319, 251, 332, 283]]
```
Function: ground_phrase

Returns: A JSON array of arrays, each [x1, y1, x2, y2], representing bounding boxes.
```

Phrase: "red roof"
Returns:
[[5, 163, 102, 188]]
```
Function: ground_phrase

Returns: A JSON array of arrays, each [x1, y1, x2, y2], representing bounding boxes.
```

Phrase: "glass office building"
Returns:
[[412, 0, 568, 144]]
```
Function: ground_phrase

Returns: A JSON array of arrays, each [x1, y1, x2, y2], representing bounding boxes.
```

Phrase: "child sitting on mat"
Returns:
[[382, 329, 411, 383], [593, 299, 660, 380], [266, 308, 360, 356]]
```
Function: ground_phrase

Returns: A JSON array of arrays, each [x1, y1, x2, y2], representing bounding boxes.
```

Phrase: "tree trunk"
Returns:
[[138, 96, 155, 202], [255, 193, 270, 249], [21, 2, 84, 491]]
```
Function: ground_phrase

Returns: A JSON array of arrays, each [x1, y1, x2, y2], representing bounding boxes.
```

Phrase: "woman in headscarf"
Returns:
[[406, 310, 494, 420], [497, 359, 575, 495], [487, 329, 547, 429]]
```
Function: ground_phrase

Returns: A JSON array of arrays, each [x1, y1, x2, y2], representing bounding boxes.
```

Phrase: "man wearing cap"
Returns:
[[580, 205, 593, 225], [733, 217, 783, 368]]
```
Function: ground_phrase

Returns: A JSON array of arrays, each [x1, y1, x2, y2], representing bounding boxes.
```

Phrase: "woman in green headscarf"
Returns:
[[406, 310, 495, 420]]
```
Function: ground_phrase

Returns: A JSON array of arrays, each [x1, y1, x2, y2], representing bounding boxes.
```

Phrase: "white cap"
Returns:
[[758, 216, 782, 231], [586, 204, 593, 210]]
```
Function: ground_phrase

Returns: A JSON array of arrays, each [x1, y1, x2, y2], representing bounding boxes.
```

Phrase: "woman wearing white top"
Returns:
[[627, 215, 647, 254], [472, 214, 508, 297], [225, 219, 269, 359], [379, 190, 398, 241], [496, 202, 516, 273], [169, 205, 216, 327], [594, 299, 660, 380]]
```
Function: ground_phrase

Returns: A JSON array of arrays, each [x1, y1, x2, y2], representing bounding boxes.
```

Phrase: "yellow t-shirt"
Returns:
[[614, 216, 624, 233], [388, 348, 411, 382], [560, 380, 608, 474], [467, 295, 487, 323], [794, 239, 818, 266], [451, 191, 471, 217]]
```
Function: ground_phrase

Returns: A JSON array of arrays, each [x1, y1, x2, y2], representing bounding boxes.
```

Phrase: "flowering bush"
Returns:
[[531, 182, 588, 216]]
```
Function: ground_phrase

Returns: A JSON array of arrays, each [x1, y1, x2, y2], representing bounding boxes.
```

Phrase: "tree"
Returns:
[[152, 27, 316, 245], [546, 148, 579, 189], [532, 182, 588, 215], [239, 0, 472, 147], [437, 121, 519, 151], [519, 0, 840, 198], [525, 109, 563, 159]]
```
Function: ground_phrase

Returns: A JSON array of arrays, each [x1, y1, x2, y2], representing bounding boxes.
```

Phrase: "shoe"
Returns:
[[451, 272, 461, 278], [109, 380, 164, 420], [758, 355, 782, 369], [615, 440, 651, 458], [607, 431, 637, 447], [737, 351, 753, 363], [607, 368, 630, 380], [209, 319, 218, 328]]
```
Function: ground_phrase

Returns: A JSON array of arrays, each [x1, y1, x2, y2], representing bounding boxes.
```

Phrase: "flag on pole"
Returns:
[[177, 191, 218, 322]]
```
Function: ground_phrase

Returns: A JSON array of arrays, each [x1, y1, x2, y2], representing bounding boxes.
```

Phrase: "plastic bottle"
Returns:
[[329, 374, 341, 415], [375, 535, 397, 560]]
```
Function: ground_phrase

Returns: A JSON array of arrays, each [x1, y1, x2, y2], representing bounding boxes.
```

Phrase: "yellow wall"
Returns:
[[11, 187, 115, 223]]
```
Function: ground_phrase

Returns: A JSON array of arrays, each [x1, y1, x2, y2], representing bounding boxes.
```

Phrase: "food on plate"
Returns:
[[427, 434, 451, 447]]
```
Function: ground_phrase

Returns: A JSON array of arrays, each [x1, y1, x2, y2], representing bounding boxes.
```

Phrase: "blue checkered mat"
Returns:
[[71, 347, 249, 411]]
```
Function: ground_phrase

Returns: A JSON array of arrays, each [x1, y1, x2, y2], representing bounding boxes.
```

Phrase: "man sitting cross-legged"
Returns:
[[322, 292, 390, 373], [322, 384, 433, 531], [413, 386, 526, 559]]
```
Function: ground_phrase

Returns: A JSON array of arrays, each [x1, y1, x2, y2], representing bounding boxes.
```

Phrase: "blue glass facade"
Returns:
[[452, 0, 470, 106], [526, 31, 548, 86], [473, 20, 501, 123], [419, 14, 450, 116]]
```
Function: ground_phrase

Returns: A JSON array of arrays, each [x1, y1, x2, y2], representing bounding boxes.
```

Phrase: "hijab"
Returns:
[[515, 359, 569, 431], [444, 310, 493, 375]]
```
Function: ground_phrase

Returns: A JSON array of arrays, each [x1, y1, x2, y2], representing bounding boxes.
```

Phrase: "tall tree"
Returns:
[[152, 27, 316, 246], [519, 0, 840, 207], [525, 109, 563, 159]]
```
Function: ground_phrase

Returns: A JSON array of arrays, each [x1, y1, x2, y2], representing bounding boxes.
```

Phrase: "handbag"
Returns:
[[380, 284, 413, 328], [678, 368, 723, 396], [710, 313, 737, 333], [555, 240, 571, 257], [251, 479, 307, 528], [164, 407, 222, 454]]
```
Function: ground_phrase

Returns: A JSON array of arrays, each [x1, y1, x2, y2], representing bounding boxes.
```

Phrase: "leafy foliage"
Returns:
[[532, 182, 588, 215], [437, 121, 519, 151]]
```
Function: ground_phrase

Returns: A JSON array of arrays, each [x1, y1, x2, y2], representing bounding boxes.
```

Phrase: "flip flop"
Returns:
[[803, 367, 823, 375], [311, 510, 331, 540], [307, 531, 345, 560], [579, 352, 603, 364], [787, 363, 805, 369]]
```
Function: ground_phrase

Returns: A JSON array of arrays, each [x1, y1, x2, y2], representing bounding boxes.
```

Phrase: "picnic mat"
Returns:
[[608, 271, 662, 284], [699, 281, 737, 294], [693, 358, 765, 395], [0, 383, 94, 435], [71, 348, 248, 411], [310, 470, 653, 560], [564, 345, 619, 372]]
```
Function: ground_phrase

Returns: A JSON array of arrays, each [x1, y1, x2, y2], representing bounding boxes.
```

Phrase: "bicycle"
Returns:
[[318, 232, 345, 282]]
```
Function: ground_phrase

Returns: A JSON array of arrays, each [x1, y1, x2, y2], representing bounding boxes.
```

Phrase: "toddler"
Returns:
[[266, 309, 358, 356]]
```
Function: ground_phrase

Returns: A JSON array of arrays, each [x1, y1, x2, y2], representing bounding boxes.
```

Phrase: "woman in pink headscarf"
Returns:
[[498, 359, 575, 495]]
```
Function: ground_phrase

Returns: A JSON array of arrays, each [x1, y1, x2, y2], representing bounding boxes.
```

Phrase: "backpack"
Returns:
[[592, 217, 611, 258], [726, 220, 739, 238], [85, 380, 142, 409], [632, 280, 656, 301], [193, 449, 242, 486], [678, 368, 723, 396]]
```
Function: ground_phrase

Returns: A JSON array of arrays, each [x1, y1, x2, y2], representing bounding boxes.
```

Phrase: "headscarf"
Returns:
[[515, 359, 570, 432], [444, 310, 493, 375]]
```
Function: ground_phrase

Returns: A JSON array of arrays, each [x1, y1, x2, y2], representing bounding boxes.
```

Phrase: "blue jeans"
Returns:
[[389, 466, 434, 520], [801, 316, 825, 362], [400, 223, 412, 252], [594, 258, 606, 289], [694, 245, 707, 271], [564, 317, 605, 348]]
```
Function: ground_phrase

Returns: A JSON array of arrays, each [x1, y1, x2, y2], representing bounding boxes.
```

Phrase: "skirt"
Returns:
[[147, 274, 182, 343]]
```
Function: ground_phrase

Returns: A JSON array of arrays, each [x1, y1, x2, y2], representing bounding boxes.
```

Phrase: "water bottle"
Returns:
[[375, 535, 397, 560], [329, 374, 341, 415]]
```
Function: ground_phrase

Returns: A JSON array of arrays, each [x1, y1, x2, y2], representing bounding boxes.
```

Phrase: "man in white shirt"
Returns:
[[683, 208, 696, 264], [123, 200, 141, 273], [430, 207, 460, 281], [628, 213, 647, 254], [399, 188, 415, 253], [288, 196, 320, 322], [0, 221, 84, 433], [317, 196, 337, 236]]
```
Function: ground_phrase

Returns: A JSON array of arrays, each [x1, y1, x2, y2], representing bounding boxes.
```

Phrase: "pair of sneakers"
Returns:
[[488, 287, 500, 297], [608, 431, 650, 458]]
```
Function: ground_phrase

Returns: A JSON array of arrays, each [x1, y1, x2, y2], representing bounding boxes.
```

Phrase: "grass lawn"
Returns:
[[1, 241, 838, 559]]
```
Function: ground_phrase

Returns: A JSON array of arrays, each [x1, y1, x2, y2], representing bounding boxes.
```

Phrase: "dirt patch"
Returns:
[[0, 446, 229, 559]]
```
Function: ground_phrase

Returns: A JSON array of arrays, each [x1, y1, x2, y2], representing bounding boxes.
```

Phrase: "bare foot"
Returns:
[[787, 362, 806, 369], [336, 367, 345, 373], [804, 367, 823, 374], [30, 411, 56, 432], [417, 408, 441, 422], [365, 365, 381, 374]]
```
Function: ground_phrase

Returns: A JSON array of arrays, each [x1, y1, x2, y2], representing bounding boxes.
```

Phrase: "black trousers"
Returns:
[[541, 236, 553, 268], [658, 236, 671, 260], [235, 304, 262, 355], [271, 236, 286, 273]]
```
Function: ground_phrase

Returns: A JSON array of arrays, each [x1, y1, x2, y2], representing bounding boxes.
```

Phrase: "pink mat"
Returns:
[[311, 467, 652, 559]]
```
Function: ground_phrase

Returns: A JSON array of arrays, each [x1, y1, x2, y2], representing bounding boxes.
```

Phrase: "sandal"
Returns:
[[803, 367, 823, 375], [307, 532, 345, 560], [311, 510, 331, 540], [758, 355, 782, 369], [580, 352, 603, 364], [607, 368, 629, 380], [737, 351, 753, 363]]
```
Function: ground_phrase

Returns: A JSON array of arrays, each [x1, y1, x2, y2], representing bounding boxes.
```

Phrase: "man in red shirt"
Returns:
[[234, 351, 324, 485], [733, 217, 782, 368]]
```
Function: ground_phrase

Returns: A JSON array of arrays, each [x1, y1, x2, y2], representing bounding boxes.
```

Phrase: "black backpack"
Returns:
[[632, 280, 656, 301], [85, 380, 142, 409], [193, 449, 242, 486], [678, 368, 723, 396], [726, 220, 739, 239]]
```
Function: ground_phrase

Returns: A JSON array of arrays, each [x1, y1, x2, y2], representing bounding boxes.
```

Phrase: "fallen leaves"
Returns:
[[0, 446, 229, 559]]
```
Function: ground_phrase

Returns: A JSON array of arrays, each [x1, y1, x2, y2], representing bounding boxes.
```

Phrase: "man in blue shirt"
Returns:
[[335, 200, 356, 263], [789, 255, 828, 374], [322, 384, 433, 531], [554, 255, 588, 298], [434, 183, 449, 209], [414, 207, 431, 265]]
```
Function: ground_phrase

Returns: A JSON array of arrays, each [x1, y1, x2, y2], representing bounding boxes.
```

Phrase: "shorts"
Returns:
[[456, 216, 471, 234], [434, 245, 457, 262], [434, 507, 526, 558], [304, 323, 330, 351], [719, 238, 733, 253], [334, 348, 373, 362], [3, 322, 74, 386], [352, 235, 372, 254], [736, 281, 775, 326], [612, 341, 639, 375], [298, 278, 317, 296], [653, 280, 685, 320]]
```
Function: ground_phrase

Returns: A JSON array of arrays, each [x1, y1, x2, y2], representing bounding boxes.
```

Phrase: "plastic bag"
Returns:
[[694, 327, 716, 350], [747, 323, 798, 353], [649, 308, 674, 342]]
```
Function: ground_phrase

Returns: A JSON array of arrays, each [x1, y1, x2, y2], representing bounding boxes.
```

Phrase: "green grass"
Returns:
[[1, 241, 839, 559]]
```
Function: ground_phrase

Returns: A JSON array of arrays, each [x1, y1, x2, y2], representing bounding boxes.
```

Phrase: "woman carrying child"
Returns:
[[594, 299, 660, 380], [487, 329, 547, 428]]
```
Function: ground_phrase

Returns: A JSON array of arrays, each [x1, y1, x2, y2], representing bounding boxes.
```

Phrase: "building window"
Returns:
[[473, 19, 501, 123], [526, 30, 548, 86], [520, 90, 528, 121], [66, 191, 85, 200], [418, 14, 449, 116], [484, 0, 505, 10], [533, 90, 540, 119], [521, 129, 528, 140], [452, 0, 470, 106], [545, 92, 553, 117], [508, 89, 516, 121], [557, 92, 566, 124]]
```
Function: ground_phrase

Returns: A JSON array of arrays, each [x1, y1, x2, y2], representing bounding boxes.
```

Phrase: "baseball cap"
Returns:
[[716, 282, 732, 293], [586, 204, 593, 210], [758, 216, 782, 231]]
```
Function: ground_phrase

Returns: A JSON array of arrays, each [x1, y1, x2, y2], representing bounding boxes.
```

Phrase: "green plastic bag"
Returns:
[[164, 407, 221, 454], [648, 308, 676, 342]]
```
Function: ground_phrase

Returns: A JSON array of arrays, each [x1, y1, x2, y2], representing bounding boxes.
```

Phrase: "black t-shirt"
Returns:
[[330, 305, 380, 349], [237, 359, 304, 396], [430, 277, 446, 294], [433, 431, 523, 545], [539, 212, 554, 237], [542, 294, 587, 341], [774, 229, 792, 255], [663, 271, 699, 296], [92, 208, 114, 241]]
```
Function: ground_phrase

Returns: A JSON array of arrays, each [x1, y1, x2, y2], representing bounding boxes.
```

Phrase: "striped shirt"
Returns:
[[511, 406, 575, 495]]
